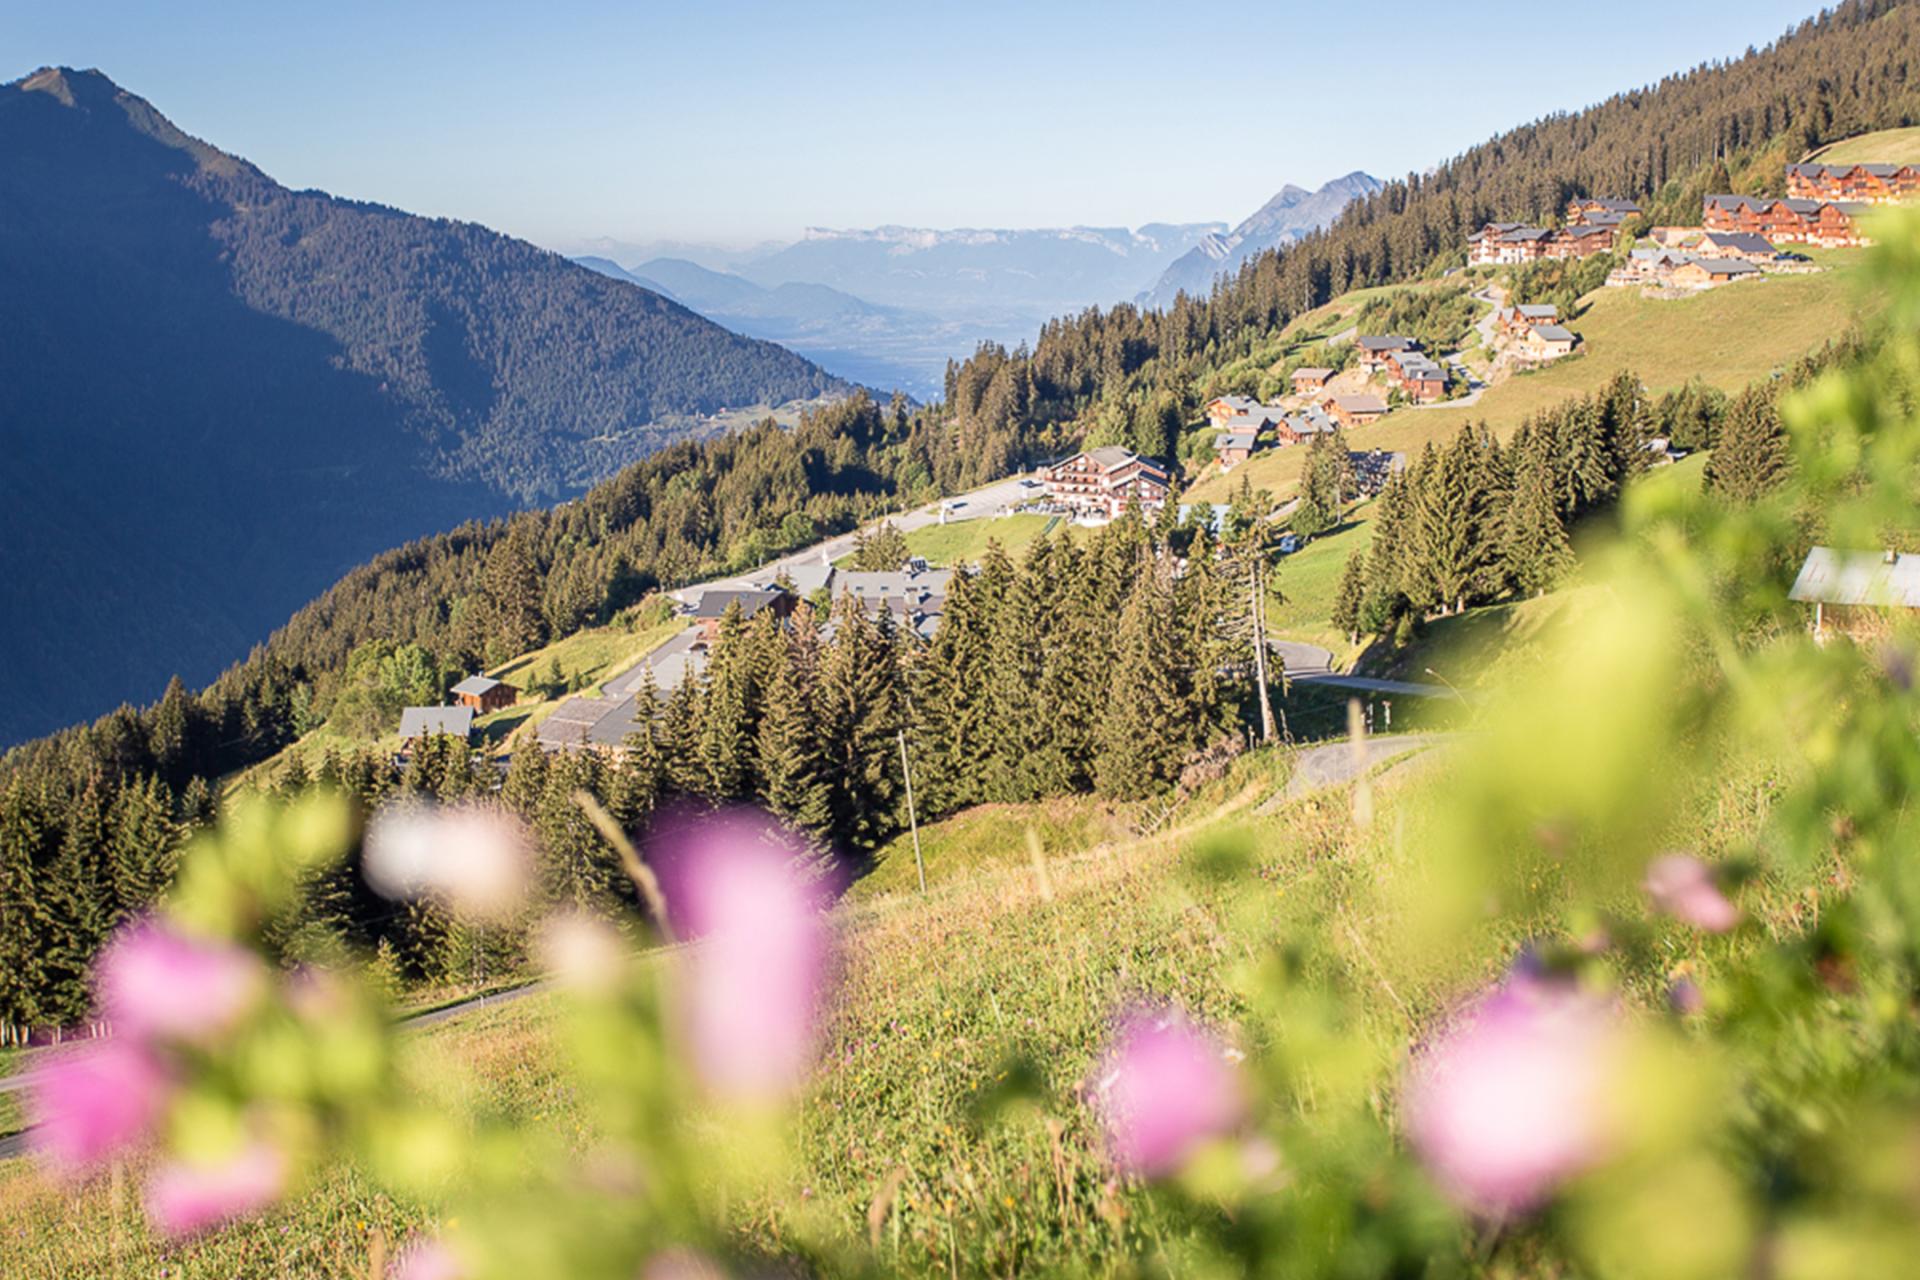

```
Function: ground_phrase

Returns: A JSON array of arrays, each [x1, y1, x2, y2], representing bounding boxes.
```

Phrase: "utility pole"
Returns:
[[898, 729, 926, 893], [1250, 550, 1276, 745]]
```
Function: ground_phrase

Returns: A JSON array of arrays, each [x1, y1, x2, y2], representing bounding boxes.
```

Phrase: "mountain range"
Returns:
[[567, 181, 1380, 398], [0, 67, 848, 746], [1143, 171, 1384, 305]]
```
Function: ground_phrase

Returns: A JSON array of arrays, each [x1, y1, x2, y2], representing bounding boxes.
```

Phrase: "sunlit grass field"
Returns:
[[1811, 125, 1920, 165], [0, 712, 1812, 1277]]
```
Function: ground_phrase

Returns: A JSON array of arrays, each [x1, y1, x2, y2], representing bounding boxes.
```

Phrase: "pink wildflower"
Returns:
[[97, 921, 264, 1045], [391, 1240, 464, 1280], [1404, 981, 1619, 1215], [1643, 855, 1739, 933], [649, 807, 832, 1099], [143, 1140, 286, 1239], [363, 801, 531, 920], [1095, 1010, 1245, 1177], [27, 1038, 170, 1174]]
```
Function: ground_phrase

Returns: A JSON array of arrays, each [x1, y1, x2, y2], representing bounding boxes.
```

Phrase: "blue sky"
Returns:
[[4, 0, 1824, 248]]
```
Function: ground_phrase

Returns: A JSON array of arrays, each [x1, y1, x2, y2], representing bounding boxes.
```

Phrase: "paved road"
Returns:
[[0, 980, 550, 1163], [1263, 733, 1447, 809], [1268, 639, 1455, 698]]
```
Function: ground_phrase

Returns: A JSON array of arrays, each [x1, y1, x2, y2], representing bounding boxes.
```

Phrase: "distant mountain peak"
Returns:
[[1144, 172, 1382, 306]]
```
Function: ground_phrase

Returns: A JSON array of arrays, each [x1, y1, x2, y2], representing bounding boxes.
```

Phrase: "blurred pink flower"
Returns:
[[1643, 855, 1739, 932], [27, 1038, 170, 1174], [649, 807, 832, 1099], [391, 1240, 464, 1280], [535, 911, 628, 994], [1094, 1010, 1245, 1177], [143, 1140, 286, 1239], [364, 801, 531, 920], [1404, 981, 1618, 1215], [97, 921, 265, 1045]]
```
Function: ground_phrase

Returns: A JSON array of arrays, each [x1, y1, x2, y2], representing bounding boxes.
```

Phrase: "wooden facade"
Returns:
[[1786, 162, 1920, 204], [1703, 195, 1867, 247]]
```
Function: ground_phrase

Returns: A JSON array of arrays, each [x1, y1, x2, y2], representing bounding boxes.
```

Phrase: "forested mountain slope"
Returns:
[[934, 0, 1920, 468], [0, 67, 846, 745]]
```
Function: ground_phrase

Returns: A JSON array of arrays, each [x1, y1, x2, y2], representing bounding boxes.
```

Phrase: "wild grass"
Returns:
[[0, 711, 1821, 1276]]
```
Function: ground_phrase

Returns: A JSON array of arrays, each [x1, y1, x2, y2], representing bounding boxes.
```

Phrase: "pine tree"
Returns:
[[536, 750, 622, 912], [756, 650, 832, 836], [911, 556, 998, 812], [983, 540, 1053, 802], [1501, 427, 1577, 596], [815, 596, 903, 850], [1096, 556, 1191, 800], [1412, 429, 1497, 615], [698, 603, 760, 799], [1705, 385, 1790, 503], [482, 524, 547, 662], [1331, 551, 1368, 646], [107, 775, 178, 915]]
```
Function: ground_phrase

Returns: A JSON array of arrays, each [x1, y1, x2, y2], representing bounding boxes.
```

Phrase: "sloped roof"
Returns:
[[1087, 444, 1139, 469], [1291, 366, 1335, 381], [1684, 256, 1762, 277], [1516, 304, 1559, 318], [1356, 335, 1414, 352], [1214, 430, 1258, 451], [1574, 196, 1642, 212], [1529, 324, 1576, 343], [450, 675, 501, 697], [689, 587, 784, 619], [1701, 231, 1774, 254], [398, 706, 474, 739], [1790, 547, 1920, 608], [1330, 393, 1388, 414]]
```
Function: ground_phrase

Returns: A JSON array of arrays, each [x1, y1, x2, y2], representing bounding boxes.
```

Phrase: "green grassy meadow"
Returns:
[[1811, 125, 1920, 165], [0, 703, 1817, 1277], [897, 513, 1068, 567]]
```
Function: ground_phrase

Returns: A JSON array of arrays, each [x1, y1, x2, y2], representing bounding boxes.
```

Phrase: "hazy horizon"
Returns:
[[4, 0, 1824, 248]]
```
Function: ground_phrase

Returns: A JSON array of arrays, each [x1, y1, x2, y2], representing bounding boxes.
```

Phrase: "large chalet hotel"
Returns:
[[1786, 161, 1920, 203], [1702, 194, 1868, 246], [1040, 446, 1170, 522]]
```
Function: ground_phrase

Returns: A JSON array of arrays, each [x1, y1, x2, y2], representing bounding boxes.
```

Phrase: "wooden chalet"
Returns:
[[1041, 446, 1171, 521], [1496, 303, 1558, 337], [1290, 366, 1334, 394], [1469, 221, 1614, 265], [1204, 394, 1261, 429], [1213, 430, 1258, 471], [1275, 406, 1337, 446], [1786, 162, 1920, 204], [1355, 335, 1415, 371], [687, 586, 792, 643], [1670, 256, 1763, 287], [1703, 195, 1868, 247], [1566, 196, 1641, 226], [1386, 349, 1447, 402], [1322, 392, 1388, 428], [1697, 231, 1777, 262], [450, 675, 515, 714], [1523, 324, 1578, 359]]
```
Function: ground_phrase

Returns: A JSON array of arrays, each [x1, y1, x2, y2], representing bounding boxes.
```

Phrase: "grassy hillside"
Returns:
[[896, 513, 1069, 567], [223, 608, 684, 793], [1810, 125, 1920, 164], [0, 709, 1807, 1277], [1184, 252, 1866, 505]]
